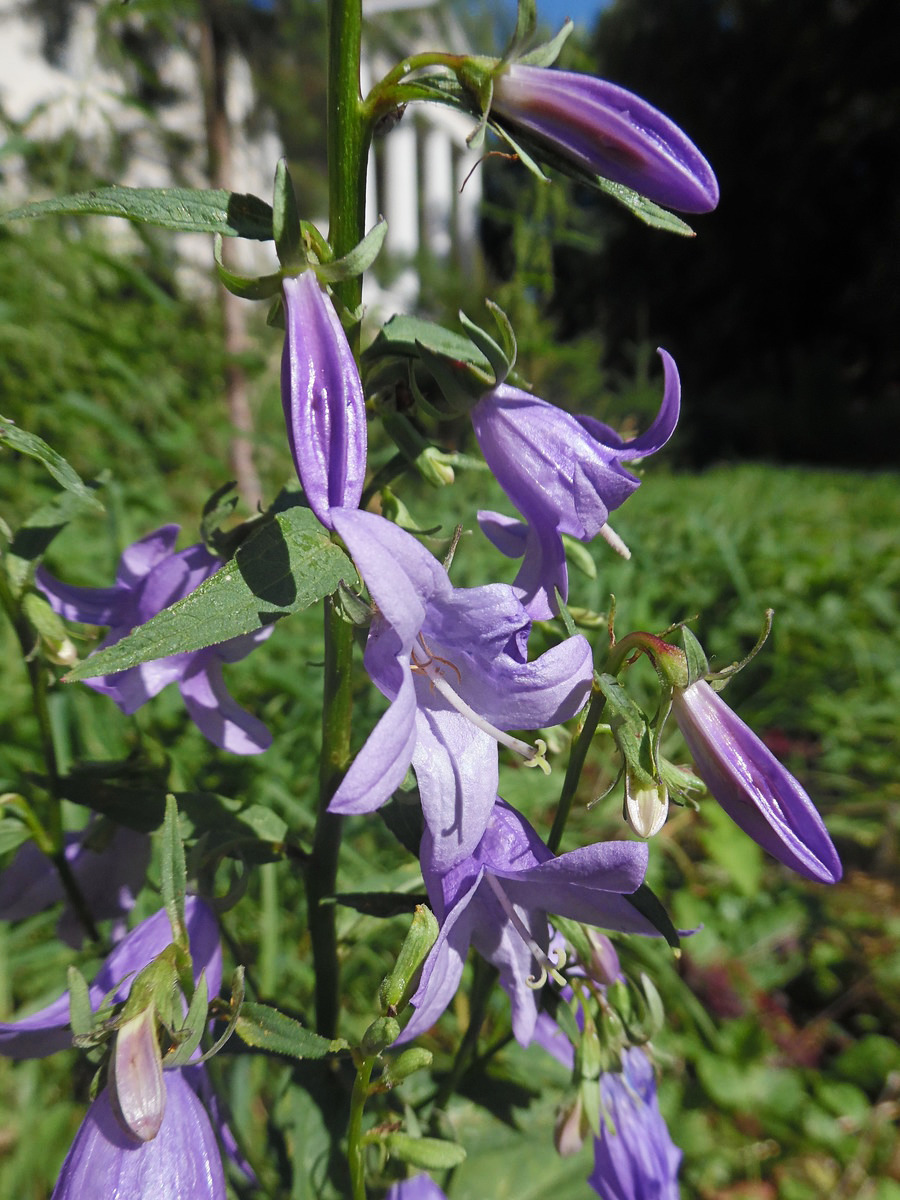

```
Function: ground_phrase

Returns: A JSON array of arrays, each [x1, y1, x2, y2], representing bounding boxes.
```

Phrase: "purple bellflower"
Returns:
[[0, 897, 231, 1197], [397, 798, 659, 1047], [36, 525, 272, 755], [671, 680, 842, 884], [0, 823, 150, 948], [472, 350, 680, 618], [385, 1174, 448, 1200], [589, 1047, 682, 1200], [51, 1068, 225, 1200], [281, 271, 367, 530], [491, 64, 719, 214], [0, 894, 221, 1059], [328, 509, 593, 871]]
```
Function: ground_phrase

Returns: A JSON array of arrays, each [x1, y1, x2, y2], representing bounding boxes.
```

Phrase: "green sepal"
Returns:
[[165, 971, 209, 1067], [458, 300, 517, 385], [313, 219, 388, 283], [194, 967, 245, 1065], [503, 0, 537, 59], [0, 416, 103, 513], [595, 674, 657, 781], [235, 1002, 348, 1060], [383, 1132, 467, 1170], [623, 884, 680, 950], [213, 236, 283, 299], [680, 626, 710, 685], [2, 186, 274, 240], [67, 966, 96, 1041], [22, 592, 73, 659], [273, 158, 302, 268], [595, 179, 696, 237], [161, 795, 188, 954], [517, 19, 575, 67], [562, 534, 597, 581]]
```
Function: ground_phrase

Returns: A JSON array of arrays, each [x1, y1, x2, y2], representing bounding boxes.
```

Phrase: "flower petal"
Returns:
[[179, 660, 272, 756]]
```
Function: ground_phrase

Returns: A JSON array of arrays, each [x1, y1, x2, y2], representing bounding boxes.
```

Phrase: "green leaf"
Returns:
[[235, 1002, 347, 1060], [623, 883, 680, 950], [0, 416, 104, 512], [383, 1132, 467, 1170], [6, 488, 104, 597], [273, 159, 302, 267], [334, 892, 427, 918], [595, 179, 696, 236], [65, 506, 355, 679], [363, 314, 491, 375], [2, 187, 274, 240]]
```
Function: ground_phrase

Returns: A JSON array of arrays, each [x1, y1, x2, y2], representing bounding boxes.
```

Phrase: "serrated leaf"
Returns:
[[65, 506, 355, 680], [0, 416, 104, 512], [235, 1002, 347, 1060], [2, 187, 274, 240]]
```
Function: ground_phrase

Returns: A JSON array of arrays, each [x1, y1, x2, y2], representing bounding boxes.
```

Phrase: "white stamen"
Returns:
[[412, 648, 549, 771], [484, 874, 567, 989], [599, 522, 631, 560]]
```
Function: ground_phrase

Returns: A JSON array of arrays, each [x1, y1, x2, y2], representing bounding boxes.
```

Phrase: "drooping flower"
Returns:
[[281, 271, 367, 530], [472, 350, 680, 618], [36, 525, 272, 754], [589, 1048, 682, 1200], [671, 679, 842, 883], [0, 897, 233, 1197], [0, 822, 150, 948], [397, 798, 659, 1047], [385, 1174, 448, 1200], [50, 1067, 226, 1200], [0, 895, 222, 1059], [491, 64, 719, 213], [328, 510, 593, 870]]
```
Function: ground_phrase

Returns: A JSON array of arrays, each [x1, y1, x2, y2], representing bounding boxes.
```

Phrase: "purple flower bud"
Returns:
[[492, 64, 719, 214], [110, 1008, 166, 1142], [51, 1070, 225, 1200], [36, 526, 272, 755], [589, 1048, 682, 1200], [671, 680, 842, 884], [281, 271, 367, 529]]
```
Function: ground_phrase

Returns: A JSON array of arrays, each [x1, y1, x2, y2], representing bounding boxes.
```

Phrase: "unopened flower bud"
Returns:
[[381, 1047, 434, 1088], [378, 904, 439, 1017], [554, 1092, 590, 1157], [584, 931, 622, 987], [110, 1006, 165, 1142], [624, 772, 669, 839], [361, 1015, 402, 1057]]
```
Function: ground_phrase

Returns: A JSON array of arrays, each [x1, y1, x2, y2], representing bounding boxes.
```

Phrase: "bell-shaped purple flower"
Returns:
[[386, 1175, 448, 1200], [398, 799, 659, 1047], [0, 895, 221, 1059], [589, 1048, 682, 1200], [36, 525, 272, 754], [472, 350, 680, 618], [281, 271, 367, 530], [491, 64, 719, 213], [0, 823, 150, 948], [671, 680, 842, 884], [328, 510, 593, 871], [50, 1067, 225, 1200]]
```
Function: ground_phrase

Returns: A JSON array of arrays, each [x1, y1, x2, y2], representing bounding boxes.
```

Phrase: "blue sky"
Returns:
[[528, 0, 612, 33]]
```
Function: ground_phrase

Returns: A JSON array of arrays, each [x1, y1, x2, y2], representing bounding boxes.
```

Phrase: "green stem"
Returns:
[[547, 685, 607, 854], [309, 598, 354, 1038], [327, 0, 368, 317], [347, 1054, 376, 1200]]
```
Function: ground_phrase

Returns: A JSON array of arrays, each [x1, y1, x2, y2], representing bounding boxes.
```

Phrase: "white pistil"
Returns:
[[412, 649, 550, 772], [484, 874, 567, 989], [599, 522, 631, 560]]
